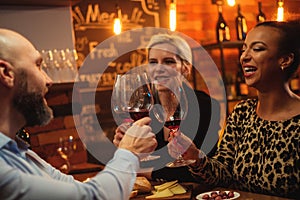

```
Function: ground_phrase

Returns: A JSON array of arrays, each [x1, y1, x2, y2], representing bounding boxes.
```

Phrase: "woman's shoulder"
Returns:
[[234, 98, 257, 109], [229, 98, 257, 118]]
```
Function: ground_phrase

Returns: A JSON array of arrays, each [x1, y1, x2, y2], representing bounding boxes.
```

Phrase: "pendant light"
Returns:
[[113, 4, 122, 35], [227, 0, 235, 7], [169, 0, 176, 31], [277, 0, 284, 21]]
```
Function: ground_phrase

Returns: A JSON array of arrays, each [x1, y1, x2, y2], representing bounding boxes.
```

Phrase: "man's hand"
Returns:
[[119, 117, 157, 160], [113, 122, 131, 147]]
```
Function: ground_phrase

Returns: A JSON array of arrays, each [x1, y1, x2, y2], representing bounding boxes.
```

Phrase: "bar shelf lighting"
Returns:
[[169, 0, 176, 31]]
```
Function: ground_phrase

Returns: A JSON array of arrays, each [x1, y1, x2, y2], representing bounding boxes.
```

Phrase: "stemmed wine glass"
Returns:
[[111, 71, 160, 161], [152, 75, 196, 167], [112, 72, 153, 123], [57, 135, 77, 173]]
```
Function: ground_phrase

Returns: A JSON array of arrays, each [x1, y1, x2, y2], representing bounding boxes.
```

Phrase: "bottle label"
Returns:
[[225, 27, 230, 41], [218, 29, 224, 42]]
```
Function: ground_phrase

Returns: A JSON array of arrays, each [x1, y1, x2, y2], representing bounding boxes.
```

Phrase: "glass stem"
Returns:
[[176, 154, 185, 163]]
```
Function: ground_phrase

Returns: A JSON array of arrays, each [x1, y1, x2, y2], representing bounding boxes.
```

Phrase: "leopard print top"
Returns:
[[190, 99, 300, 198]]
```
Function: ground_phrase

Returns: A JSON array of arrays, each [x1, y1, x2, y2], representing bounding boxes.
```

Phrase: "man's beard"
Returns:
[[13, 72, 53, 127]]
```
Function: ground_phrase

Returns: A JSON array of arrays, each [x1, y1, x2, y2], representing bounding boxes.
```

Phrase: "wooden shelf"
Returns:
[[227, 95, 257, 102], [47, 81, 93, 94], [192, 41, 246, 115], [0, 0, 82, 7], [193, 41, 244, 51], [49, 82, 75, 93]]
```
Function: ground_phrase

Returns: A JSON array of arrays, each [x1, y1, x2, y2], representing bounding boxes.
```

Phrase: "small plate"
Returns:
[[196, 191, 240, 200]]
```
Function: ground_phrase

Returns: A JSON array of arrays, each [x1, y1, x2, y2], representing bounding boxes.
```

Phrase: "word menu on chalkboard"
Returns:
[[72, 0, 168, 88]]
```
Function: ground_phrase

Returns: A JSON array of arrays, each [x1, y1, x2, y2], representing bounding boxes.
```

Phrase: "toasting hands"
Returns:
[[113, 121, 133, 147], [118, 117, 157, 160]]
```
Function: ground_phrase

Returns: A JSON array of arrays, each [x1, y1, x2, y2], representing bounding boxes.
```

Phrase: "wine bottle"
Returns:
[[225, 73, 237, 100], [216, 4, 230, 43], [235, 65, 248, 97], [235, 4, 247, 40], [256, 2, 266, 23]]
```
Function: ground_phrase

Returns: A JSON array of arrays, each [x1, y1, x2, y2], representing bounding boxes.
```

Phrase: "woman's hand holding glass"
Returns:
[[152, 75, 196, 167], [167, 131, 202, 166]]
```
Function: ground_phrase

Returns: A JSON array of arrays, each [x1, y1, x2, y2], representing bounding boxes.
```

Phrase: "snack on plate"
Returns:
[[146, 180, 187, 199], [201, 191, 235, 199], [154, 180, 178, 191], [169, 183, 187, 195], [146, 188, 174, 199], [133, 176, 152, 193]]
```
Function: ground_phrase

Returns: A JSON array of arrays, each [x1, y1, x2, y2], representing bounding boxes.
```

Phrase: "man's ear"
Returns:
[[279, 53, 294, 70], [0, 60, 15, 88]]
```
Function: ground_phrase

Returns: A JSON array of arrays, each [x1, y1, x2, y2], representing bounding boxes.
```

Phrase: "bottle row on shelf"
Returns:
[[225, 67, 300, 101], [216, 1, 266, 43], [225, 67, 253, 101], [41, 48, 79, 83]]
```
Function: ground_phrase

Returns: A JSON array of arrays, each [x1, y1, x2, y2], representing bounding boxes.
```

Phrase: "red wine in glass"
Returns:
[[112, 72, 153, 124], [112, 72, 160, 161], [152, 75, 195, 167], [164, 119, 181, 133], [129, 109, 150, 121]]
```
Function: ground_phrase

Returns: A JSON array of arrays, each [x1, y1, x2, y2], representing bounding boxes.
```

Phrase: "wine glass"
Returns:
[[57, 135, 77, 173], [152, 75, 196, 167], [112, 72, 153, 122], [112, 71, 160, 161]]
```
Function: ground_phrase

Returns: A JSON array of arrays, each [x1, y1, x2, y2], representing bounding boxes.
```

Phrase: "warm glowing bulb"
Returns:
[[277, 1, 284, 21], [227, 0, 235, 7], [169, 2, 176, 31], [114, 18, 122, 35]]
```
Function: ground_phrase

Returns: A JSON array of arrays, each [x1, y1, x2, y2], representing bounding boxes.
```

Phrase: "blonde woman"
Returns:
[[114, 33, 221, 182]]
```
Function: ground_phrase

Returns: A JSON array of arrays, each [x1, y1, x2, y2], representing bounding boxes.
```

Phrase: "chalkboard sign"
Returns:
[[72, 0, 168, 87]]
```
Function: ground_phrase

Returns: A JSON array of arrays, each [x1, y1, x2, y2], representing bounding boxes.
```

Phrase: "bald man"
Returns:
[[0, 28, 157, 200]]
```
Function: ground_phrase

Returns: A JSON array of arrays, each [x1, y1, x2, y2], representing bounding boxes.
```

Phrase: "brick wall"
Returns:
[[26, 83, 87, 168]]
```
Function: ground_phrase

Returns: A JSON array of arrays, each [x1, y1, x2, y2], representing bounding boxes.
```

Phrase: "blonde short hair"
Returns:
[[147, 34, 192, 65]]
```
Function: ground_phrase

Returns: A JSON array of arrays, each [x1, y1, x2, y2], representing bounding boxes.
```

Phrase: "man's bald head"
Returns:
[[0, 29, 37, 67]]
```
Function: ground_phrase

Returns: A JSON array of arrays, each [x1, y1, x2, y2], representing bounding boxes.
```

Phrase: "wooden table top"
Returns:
[[131, 182, 295, 200]]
